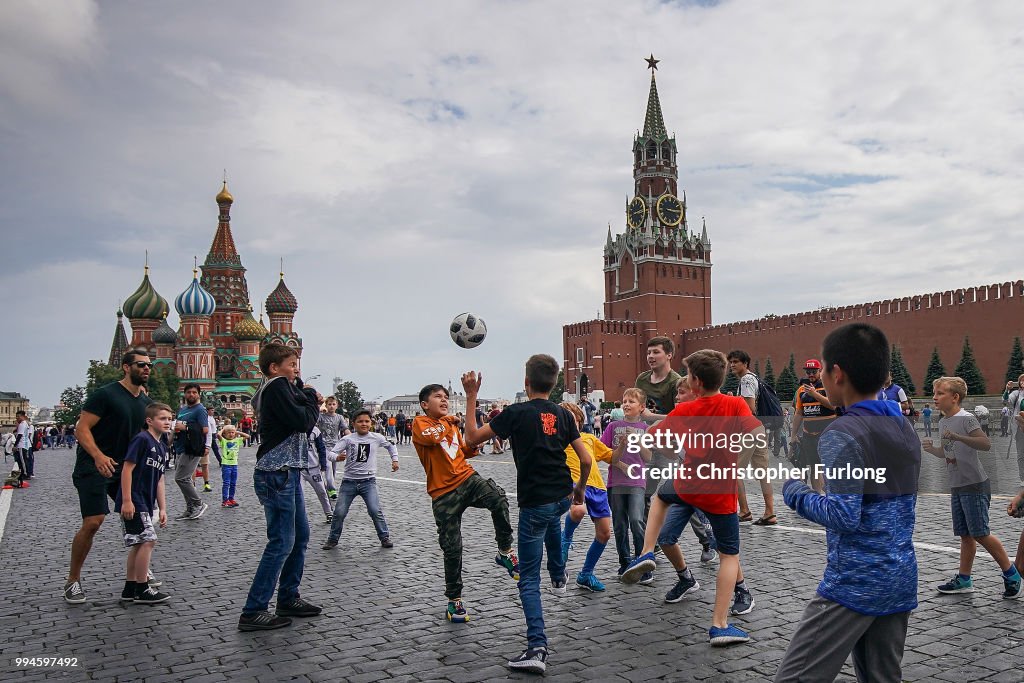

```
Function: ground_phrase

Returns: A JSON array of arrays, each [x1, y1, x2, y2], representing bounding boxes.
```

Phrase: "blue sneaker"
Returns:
[[1003, 572, 1023, 600], [936, 574, 973, 594], [576, 572, 606, 592], [621, 552, 657, 584], [709, 624, 751, 646], [561, 537, 574, 566]]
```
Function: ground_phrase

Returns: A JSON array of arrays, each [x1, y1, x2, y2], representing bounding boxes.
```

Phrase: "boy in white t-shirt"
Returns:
[[322, 409, 399, 549]]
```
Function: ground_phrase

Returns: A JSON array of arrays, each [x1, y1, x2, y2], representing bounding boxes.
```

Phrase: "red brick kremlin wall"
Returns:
[[682, 281, 1024, 396]]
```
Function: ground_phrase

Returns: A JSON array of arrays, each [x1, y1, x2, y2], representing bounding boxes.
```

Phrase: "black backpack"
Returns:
[[753, 375, 784, 429]]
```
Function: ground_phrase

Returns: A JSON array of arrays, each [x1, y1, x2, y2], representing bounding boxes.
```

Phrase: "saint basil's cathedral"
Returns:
[[106, 182, 302, 414]]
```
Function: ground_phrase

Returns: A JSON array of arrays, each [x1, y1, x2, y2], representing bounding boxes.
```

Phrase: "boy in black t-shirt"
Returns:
[[462, 354, 593, 676], [116, 402, 172, 604]]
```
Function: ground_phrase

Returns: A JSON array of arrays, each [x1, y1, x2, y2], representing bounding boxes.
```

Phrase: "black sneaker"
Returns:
[[665, 570, 700, 603], [63, 580, 86, 604], [134, 587, 171, 604], [380, 537, 394, 548], [239, 610, 292, 631], [322, 539, 338, 550], [508, 646, 548, 673], [275, 596, 322, 617]]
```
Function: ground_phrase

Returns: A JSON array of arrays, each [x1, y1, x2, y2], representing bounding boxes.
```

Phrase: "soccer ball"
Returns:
[[450, 312, 487, 349]]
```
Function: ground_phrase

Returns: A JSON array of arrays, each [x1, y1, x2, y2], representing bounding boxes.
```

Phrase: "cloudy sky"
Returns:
[[3, 0, 1023, 408]]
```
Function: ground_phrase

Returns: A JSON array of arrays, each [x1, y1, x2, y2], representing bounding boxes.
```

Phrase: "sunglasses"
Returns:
[[804, 368, 819, 375], [131, 362, 154, 369]]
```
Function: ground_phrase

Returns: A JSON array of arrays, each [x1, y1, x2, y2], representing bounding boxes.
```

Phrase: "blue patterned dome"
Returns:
[[174, 271, 217, 317]]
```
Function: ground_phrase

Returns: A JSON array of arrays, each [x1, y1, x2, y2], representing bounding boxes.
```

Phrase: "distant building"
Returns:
[[0, 391, 29, 430]]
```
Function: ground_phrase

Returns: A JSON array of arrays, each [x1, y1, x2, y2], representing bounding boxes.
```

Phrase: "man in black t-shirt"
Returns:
[[462, 355, 592, 675], [64, 349, 153, 604]]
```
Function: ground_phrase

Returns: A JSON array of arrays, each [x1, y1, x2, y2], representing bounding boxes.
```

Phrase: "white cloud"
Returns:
[[4, 0, 1024, 406]]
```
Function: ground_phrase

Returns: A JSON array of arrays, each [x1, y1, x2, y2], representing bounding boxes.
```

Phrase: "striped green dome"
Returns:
[[123, 267, 169, 320]]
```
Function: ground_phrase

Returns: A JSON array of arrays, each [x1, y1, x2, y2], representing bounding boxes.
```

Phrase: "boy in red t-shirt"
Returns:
[[621, 349, 765, 646]]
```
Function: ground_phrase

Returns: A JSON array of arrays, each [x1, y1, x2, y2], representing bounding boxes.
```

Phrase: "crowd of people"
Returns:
[[7, 327, 1024, 680]]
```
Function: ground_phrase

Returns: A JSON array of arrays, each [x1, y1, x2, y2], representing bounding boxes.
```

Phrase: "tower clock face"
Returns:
[[657, 194, 683, 226], [627, 196, 646, 228]]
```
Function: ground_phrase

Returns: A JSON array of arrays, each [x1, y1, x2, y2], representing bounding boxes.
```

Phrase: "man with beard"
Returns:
[[172, 384, 210, 520], [64, 349, 153, 603]]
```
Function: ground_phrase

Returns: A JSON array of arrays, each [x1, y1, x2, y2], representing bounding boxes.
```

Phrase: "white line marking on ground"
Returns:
[[0, 487, 12, 548], [768, 524, 958, 553], [379, 477, 960, 553]]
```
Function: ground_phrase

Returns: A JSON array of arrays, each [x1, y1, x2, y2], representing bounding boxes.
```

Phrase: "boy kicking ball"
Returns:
[[411, 384, 519, 624]]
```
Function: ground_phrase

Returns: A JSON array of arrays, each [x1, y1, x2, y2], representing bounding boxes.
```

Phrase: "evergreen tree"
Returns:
[[722, 369, 738, 395], [763, 357, 776, 389], [890, 346, 916, 396], [334, 380, 364, 416], [1006, 337, 1024, 385], [924, 347, 946, 395], [753, 360, 761, 379], [776, 353, 798, 401], [954, 337, 986, 395], [549, 370, 565, 404]]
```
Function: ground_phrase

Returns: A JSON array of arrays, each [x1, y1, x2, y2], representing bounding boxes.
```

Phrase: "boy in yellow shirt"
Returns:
[[559, 402, 615, 592]]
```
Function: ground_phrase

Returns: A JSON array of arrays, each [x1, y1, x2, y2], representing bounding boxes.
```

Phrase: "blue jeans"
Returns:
[[222, 464, 238, 501], [518, 497, 571, 649], [328, 478, 390, 542], [243, 468, 310, 614]]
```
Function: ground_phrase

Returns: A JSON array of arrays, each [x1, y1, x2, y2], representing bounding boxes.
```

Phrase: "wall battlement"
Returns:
[[686, 281, 1024, 339]]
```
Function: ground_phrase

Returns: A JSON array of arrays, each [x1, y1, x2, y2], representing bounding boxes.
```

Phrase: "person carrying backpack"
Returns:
[[727, 350, 777, 526]]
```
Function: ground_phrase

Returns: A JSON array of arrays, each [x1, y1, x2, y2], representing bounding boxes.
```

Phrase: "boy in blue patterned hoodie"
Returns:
[[776, 324, 920, 683]]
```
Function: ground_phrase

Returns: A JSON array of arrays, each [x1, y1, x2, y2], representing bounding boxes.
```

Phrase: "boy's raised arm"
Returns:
[[462, 371, 497, 448], [783, 431, 864, 532]]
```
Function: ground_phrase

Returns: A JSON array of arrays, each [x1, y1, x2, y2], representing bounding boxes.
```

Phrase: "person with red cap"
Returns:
[[791, 359, 837, 493]]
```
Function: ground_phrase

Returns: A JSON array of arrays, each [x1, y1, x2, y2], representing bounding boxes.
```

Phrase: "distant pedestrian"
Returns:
[[922, 404, 933, 438]]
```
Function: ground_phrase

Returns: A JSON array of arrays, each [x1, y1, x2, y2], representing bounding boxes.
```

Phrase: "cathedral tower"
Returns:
[[174, 269, 217, 389], [123, 264, 169, 357], [200, 181, 253, 378]]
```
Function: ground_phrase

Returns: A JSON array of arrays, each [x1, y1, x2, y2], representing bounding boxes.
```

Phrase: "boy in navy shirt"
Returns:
[[463, 354, 593, 675], [116, 402, 172, 604]]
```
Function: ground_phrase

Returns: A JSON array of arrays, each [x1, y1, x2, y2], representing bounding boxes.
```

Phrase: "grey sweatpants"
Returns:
[[300, 467, 332, 516], [173, 453, 203, 511], [775, 595, 910, 683]]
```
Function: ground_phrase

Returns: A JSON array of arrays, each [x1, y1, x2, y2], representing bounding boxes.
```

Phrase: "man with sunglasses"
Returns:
[[64, 349, 153, 604], [791, 359, 836, 493]]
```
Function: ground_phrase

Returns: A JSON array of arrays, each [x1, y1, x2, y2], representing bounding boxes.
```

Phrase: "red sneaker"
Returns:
[[221, 500, 230, 508], [228, 499, 239, 507]]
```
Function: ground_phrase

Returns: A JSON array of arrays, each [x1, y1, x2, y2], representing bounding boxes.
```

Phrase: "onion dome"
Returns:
[[175, 269, 217, 317], [216, 180, 234, 204], [235, 305, 269, 341], [265, 274, 298, 314], [123, 266, 169, 320], [153, 313, 178, 344]]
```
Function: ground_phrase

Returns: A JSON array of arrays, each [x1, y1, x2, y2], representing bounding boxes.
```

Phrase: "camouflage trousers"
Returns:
[[431, 472, 514, 599]]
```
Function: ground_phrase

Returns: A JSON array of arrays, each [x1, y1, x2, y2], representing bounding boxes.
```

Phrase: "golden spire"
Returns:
[[216, 176, 234, 204]]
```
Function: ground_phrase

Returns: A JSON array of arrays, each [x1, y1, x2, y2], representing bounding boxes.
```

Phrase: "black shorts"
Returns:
[[72, 472, 119, 518]]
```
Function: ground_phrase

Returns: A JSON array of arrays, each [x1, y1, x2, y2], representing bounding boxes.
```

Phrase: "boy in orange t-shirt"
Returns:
[[412, 383, 518, 624]]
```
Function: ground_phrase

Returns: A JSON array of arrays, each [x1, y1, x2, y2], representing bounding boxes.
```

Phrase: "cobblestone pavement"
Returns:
[[2, 433, 1024, 682]]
